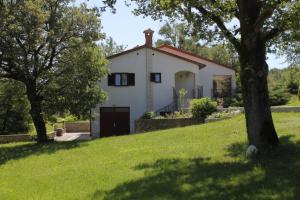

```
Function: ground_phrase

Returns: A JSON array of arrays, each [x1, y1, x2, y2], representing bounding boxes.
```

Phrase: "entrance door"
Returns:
[[100, 107, 130, 137]]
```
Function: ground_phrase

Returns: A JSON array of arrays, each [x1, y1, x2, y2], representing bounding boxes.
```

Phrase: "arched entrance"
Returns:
[[175, 71, 196, 99]]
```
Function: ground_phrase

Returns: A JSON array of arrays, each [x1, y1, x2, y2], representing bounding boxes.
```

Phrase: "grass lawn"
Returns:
[[287, 95, 300, 106], [1, 113, 300, 200]]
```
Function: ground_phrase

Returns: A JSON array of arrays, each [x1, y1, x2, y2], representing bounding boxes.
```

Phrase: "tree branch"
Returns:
[[194, 5, 241, 51], [264, 27, 284, 41]]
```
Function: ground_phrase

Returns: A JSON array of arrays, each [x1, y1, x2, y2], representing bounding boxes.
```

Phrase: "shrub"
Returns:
[[152, 115, 165, 119], [178, 88, 187, 113], [165, 111, 191, 119], [47, 115, 58, 123], [287, 81, 299, 94], [190, 98, 217, 119], [142, 111, 156, 119], [64, 115, 78, 122], [223, 93, 244, 108], [269, 86, 290, 106]]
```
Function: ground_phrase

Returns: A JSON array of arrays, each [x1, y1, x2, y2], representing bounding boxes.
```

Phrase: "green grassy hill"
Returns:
[[288, 95, 300, 106], [1, 113, 300, 200]]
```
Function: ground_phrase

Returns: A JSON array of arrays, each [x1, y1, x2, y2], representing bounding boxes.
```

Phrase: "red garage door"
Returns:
[[100, 107, 130, 137]]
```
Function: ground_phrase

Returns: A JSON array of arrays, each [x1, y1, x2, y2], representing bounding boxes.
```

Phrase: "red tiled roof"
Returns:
[[107, 45, 206, 69], [158, 45, 234, 70], [107, 44, 234, 71]]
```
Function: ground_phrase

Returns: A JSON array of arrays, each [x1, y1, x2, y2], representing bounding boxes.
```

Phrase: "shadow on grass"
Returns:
[[0, 141, 88, 166], [100, 135, 300, 200]]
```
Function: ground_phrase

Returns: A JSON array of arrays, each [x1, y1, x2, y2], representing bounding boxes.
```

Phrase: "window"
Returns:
[[121, 74, 128, 86], [150, 73, 161, 83], [108, 73, 135, 86], [115, 74, 121, 86]]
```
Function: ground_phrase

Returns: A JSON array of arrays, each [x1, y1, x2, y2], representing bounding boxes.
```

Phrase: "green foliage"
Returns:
[[223, 94, 244, 108], [142, 111, 156, 119], [43, 43, 108, 118], [298, 86, 300, 101], [100, 36, 127, 57], [269, 86, 291, 106], [165, 111, 191, 119], [156, 22, 239, 68], [64, 115, 79, 122], [0, 79, 31, 134], [287, 95, 300, 106], [178, 88, 187, 113], [269, 66, 300, 94], [190, 98, 217, 119], [222, 73, 243, 107], [0, 0, 108, 141]]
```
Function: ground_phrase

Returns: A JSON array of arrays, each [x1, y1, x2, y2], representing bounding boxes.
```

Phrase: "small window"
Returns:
[[115, 74, 122, 86], [108, 73, 135, 86], [150, 73, 161, 83], [121, 74, 128, 86]]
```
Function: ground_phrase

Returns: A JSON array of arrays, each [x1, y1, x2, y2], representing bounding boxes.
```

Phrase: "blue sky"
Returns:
[[79, 0, 289, 69]]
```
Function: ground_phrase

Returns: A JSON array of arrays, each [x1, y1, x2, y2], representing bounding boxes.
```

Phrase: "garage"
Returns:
[[100, 107, 130, 137]]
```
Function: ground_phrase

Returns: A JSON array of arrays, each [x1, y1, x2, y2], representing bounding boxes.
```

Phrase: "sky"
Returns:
[[79, 0, 289, 69]]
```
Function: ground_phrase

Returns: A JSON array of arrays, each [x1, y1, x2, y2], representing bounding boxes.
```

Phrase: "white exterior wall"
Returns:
[[151, 50, 199, 111], [91, 49, 147, 137], [175, 72, 195, 99], [91, 47, 236, 137], [197, 61, 236, 97]]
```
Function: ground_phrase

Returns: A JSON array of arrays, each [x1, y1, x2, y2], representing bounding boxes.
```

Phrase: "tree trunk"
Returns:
[[239, 36, 279, 149], [26, 83, 48, 143]]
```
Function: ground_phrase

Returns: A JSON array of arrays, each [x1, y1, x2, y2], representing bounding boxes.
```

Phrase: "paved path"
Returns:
[[54, 132, 91, 142]]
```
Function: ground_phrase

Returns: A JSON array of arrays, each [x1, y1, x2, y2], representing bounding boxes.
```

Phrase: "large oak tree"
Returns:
[[103, 0, 300, 149], [0, 0, 108, 142]]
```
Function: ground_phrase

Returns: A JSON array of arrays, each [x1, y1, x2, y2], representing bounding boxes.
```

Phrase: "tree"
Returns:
[[278, 16, 300, 65], [100, 36, 127, 57], [0, 0, 108, 142], [269, 65, 300, 94], [156, 22, 239, 68], [0, 79, 31, 134], [104, 0, 300, 149]]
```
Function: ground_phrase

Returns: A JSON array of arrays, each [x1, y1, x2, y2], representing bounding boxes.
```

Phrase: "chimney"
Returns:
[[144, 28, 154, 47]]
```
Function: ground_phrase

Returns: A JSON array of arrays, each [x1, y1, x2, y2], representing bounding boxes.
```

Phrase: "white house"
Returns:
[[91, 29, 236, 138]]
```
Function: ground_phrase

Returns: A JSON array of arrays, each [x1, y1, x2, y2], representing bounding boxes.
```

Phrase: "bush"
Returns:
[[178, 88, 187, 113], [64, 115, 78, 122], [269, 86, 290, 106], [142, 111, 156, 119], [165, 111, 191, 119], [223, 93, 244, 108], [190, 98, 217, 119], [287, 82, 299, 94], [47, 115, 58, 123]]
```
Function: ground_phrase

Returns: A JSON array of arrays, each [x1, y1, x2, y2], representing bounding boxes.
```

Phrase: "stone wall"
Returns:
[[135, 118, 204, 133], [218, 106, 300, 113], [0, 134, 32, 143], [271, 106, 300, 112], [64, 122, 90, 133]]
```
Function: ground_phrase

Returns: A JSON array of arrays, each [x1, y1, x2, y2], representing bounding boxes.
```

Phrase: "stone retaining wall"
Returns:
[[64, 122, 90, 133], [218, 106, 300, 113], [0, 134, 32, 143], [271, 106, 300, 112], [135, 118, 204, 133]]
